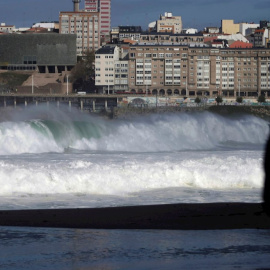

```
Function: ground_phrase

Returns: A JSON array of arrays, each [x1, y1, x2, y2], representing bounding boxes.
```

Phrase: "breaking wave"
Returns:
[[0, 108, 268, 155]]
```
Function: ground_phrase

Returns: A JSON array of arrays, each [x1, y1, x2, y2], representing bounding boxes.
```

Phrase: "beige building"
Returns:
[[221, 20, 240, 35], [59, 11, 100, 56], [156, 12, 183, 34], [128, 44, 270, 98]]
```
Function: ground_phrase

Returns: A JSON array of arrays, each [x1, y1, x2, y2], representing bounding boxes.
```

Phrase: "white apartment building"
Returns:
[[59, 11, 100, 56], [0, 23, 15, 33], [32, 22, 59, 31], [95, 46, 120, 93], [239, 23, 260, 36]]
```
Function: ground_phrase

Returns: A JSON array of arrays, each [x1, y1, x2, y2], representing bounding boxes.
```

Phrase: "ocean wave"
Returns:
[[0, 109, 268, 155], [0, 151, 264, 196]]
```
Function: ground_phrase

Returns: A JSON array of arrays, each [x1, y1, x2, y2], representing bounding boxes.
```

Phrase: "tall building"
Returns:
[[95, 46, 120, 93], [85, 0, 111, 37], [85, 0, 98, 11], [59, 11, 100, 56]]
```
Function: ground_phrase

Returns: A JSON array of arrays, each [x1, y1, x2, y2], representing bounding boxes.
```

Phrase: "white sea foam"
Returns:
[[0, 150, 264, 197]]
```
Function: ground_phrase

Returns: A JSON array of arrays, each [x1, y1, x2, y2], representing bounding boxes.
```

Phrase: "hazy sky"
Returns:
[[0, 0, 269, 30]]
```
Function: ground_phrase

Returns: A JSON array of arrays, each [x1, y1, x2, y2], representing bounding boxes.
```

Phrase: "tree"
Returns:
[[83, 50, 95, 79], [215, 95, 223, 105], [258, 95, 266, 104], [236, 96, 243, 103], [195, 97, 201, 105], [71, 50, 95, 85]]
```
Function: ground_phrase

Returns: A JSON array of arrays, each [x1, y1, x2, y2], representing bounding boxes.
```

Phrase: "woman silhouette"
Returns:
[[264, 134, 270, 215]]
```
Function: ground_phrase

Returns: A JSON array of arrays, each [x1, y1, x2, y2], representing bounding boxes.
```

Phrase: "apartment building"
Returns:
[[239, 22, 260, 36], [253, 29, 269, 47], [111, 26, 142, 43], [95, 46, 120, 93], [156, 12, 182, 34], [128, 44, 270, 97], [85, 0, 111, 37], [221, 20, 240, 35], [0, 23, 15, 33], [59, 11, 100, 56], [139, 32, 204, 44], [114, 60, 129, 92], [85, 0, 98, 11]]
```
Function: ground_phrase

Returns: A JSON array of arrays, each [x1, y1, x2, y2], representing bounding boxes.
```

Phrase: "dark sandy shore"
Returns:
[[1, 203, 270, 230]]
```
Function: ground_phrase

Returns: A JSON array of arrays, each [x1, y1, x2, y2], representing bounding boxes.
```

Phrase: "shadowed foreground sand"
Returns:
[[1, 203, 270, 230]]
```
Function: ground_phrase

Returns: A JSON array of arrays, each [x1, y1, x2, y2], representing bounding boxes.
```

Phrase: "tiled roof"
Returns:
[[229, 40, 253, 48]]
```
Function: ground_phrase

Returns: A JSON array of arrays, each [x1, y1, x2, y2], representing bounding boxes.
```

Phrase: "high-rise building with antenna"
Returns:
[[59, 0, 100, 56], [85, 0, 111, 37], [72, 0, 81, 12]]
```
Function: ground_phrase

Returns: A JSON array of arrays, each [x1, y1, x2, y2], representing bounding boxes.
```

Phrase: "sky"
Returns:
[[0, 0, 270, 30]]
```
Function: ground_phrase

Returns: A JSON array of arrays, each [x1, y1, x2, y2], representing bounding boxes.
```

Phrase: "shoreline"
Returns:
[[1, 202, 270, 230]]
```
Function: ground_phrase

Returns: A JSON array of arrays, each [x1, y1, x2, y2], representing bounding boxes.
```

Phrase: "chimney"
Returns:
[[72, 0, 81, 12]]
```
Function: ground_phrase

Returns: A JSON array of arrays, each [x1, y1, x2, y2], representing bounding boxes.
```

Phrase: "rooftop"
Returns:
[[96, 46, 116, 54]]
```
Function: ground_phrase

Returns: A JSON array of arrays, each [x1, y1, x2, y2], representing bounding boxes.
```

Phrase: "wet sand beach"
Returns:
[[1, 203, 270, 230]]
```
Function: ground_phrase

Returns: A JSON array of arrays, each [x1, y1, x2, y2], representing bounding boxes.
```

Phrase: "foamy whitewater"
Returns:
[[0, 105, 268, 210]]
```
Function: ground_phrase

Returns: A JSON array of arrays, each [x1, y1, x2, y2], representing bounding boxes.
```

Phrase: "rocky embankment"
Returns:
[[112, 105, 270, 121], [208, 105, 270, 121]]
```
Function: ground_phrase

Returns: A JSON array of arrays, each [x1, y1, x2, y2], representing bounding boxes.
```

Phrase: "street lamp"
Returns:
[[186, 76, 189, 96], [32, 75, 34, 94], [67, 75, 69, 95]]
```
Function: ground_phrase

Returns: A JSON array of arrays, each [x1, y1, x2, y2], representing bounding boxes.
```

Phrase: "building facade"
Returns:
[[111, 26, 142, 43], [221, 20, 240, 35], [95, 46, 120, 93], [156, 12, 182, 34], [127, 44, 270, 97], [0, 34, 77, 73], [84, 0, 111, 37], [239, 22, 260, 37], [85, 0, 98, 11], [0, 23, 15, 33], [59, 11, 100, 56], [139, 32, 204, 44]]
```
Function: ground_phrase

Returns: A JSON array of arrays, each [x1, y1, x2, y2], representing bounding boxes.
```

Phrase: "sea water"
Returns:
[[0, 105, 270, 269]]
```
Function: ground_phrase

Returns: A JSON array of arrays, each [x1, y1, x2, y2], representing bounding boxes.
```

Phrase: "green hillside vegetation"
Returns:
[[0, 72, 30, 91]]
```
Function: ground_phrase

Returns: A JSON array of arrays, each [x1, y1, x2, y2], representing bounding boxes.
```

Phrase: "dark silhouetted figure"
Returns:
[[264, 135, 270, 216]]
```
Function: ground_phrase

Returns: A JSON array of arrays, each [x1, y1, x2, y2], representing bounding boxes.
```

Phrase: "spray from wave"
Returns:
[[0, 105, 268, 155]]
